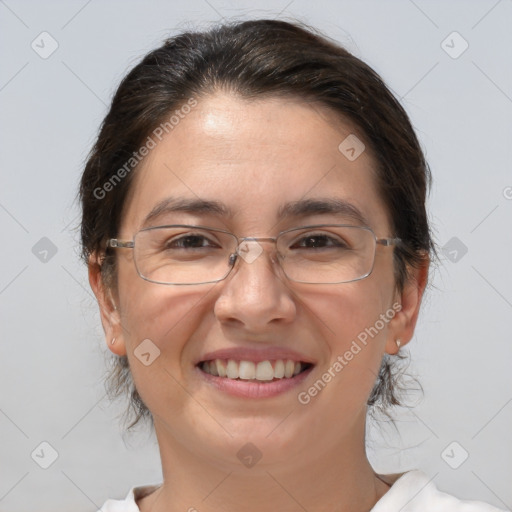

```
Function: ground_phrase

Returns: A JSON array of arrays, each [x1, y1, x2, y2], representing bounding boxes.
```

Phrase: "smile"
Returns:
[[199, 359, 313, 381]]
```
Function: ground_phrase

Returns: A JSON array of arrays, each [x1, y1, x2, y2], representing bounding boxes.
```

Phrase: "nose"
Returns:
[[213, 240, 296, 331]]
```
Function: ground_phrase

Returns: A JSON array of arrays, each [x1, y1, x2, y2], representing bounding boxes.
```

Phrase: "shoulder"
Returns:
[[372, 470, 507, 512], [98, 484, 161, 512]]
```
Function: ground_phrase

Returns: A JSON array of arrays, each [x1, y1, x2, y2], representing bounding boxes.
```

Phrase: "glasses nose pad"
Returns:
[[228, 253, 238, 267]]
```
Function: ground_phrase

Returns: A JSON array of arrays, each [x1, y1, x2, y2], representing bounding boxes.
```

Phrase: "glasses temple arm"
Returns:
[[107, 239, 134, 249], [376, 237, 402, 247]]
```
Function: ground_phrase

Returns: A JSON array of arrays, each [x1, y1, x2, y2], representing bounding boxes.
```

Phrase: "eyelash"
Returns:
[[166, 233, 347, 250]]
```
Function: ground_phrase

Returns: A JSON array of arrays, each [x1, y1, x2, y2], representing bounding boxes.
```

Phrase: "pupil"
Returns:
[[184, 236, 204, 247], [306, 236, 327, 247]]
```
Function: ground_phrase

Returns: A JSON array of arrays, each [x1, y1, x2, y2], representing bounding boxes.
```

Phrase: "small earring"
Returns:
[[111, 337, 116, 345], [396, 339, 401, 349]]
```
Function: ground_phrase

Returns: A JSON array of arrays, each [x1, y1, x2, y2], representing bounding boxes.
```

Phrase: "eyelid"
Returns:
[[278, 224, 366, 237], [166, 229, 221, 241]]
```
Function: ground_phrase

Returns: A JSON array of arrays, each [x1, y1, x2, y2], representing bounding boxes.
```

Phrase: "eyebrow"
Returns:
[[141, 196, 369, 229], [141, 197, 233, 228], [277, 198, 370, 227]]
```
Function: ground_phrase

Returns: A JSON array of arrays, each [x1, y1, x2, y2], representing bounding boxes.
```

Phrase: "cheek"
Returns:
[[299, 279, 393, 388], [117, 278, 218, 414], [117, 256, 217, 363], [301, 279, 391, 348], [297, 283, 392, 414]]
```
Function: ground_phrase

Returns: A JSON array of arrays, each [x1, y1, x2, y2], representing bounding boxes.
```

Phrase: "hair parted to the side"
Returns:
[[79, 19, 435, 430]]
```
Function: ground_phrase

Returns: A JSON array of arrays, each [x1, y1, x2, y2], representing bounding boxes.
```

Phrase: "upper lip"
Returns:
[[196, 347, 316, 365]]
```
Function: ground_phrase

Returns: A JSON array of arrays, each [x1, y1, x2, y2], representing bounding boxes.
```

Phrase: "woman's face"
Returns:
[[94, 93, 422, 470]]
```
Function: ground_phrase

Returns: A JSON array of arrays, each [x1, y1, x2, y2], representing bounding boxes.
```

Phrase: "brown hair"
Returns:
[[79, 19, 434, 428]]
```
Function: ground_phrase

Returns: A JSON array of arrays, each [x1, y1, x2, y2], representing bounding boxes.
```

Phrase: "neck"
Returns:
[[139, 416, 391, 512]]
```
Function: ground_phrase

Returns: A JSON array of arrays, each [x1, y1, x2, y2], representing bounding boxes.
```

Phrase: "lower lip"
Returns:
[[196, 365, 314, 399]]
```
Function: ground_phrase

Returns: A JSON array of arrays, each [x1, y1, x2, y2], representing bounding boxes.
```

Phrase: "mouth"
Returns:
[[198, 359, 314, 382]]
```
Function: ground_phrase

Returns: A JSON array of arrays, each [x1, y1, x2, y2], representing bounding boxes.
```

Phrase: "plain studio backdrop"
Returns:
[[0, 1, 511, 510]]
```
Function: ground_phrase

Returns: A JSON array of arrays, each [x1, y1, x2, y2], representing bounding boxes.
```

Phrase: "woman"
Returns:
[[80, 19, 504, 511]]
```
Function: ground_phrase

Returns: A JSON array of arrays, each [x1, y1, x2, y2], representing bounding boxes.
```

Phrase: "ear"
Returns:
[[385, 254, 429, 355], [88, 252, 127, 356]]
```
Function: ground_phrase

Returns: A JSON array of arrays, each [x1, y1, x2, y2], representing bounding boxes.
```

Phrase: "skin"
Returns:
[[89, 92, 428, 511]]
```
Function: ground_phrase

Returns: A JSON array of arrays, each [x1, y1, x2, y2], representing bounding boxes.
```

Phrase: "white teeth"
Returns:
[[226, 359, 239, 379], [255, 361, 274, 381], [239, 361, 256, 380], [284, 360, 295, 378], [216, 359, 227, 377], [201, 359, 309, 381], [274, 359, 285, 378]]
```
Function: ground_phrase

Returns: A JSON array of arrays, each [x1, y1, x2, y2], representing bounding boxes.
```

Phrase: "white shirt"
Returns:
[[98, 470, 507, 511]]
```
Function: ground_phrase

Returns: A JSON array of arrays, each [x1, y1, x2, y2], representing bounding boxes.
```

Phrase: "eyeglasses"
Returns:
[[107, 224, 401, 285]]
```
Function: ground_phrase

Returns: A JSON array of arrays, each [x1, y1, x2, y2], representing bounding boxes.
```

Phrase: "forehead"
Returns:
[[120, 93, 390, 235]]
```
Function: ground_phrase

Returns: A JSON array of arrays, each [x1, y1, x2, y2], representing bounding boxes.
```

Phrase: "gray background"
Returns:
[[1, 0, 511, 510]]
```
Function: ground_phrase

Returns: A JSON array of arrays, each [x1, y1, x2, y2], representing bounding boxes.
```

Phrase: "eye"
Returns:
[[291, 233, 349, 250], [165, 233, 219, 249]]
